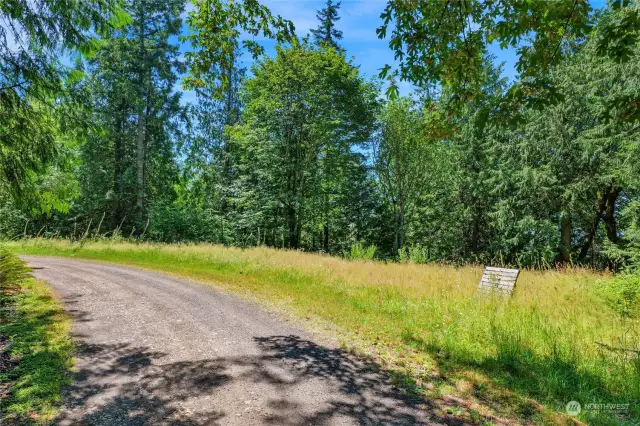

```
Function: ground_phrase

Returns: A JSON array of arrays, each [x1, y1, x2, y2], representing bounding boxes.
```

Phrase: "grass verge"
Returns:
[[8, 239, 640, 425], [0, 275, 73, 425]]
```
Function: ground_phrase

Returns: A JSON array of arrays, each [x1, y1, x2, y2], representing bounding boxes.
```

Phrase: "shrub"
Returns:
[[598, 273, 640, 318], [0, 202, 27, 240], [147, 202, 218, 243], [398, 245, 429, 264], [345, 242, 376, 261]]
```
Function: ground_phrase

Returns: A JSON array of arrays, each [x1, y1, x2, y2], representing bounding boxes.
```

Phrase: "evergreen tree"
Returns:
[[489, 36, 640, 267], [0, 0, 123, 196], [177, 50, 245, 244], [310, 0, 344, 52], [227, 43, 378, 249], [72, 0, 186, 236]]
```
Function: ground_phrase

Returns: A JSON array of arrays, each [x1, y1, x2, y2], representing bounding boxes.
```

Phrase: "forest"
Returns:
[[2, 2, 640, 424], [2, 0, 640, 270]]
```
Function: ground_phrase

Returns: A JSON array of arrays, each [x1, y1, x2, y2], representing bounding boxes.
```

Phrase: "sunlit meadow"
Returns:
[[8, 239, 639, 425]]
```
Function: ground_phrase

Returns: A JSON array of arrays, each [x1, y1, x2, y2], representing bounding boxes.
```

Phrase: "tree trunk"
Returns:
[[395, 200, 405, 252], [398, 205, 405, 251], [322, 191, 329, 252], [135, 103, 145, 224], [113, 106, 124, 228], [558, 213, 572, 263], [296, 215, 302, 249], [578, 213, 601, 261], [392, 203, 399, 255], [602, 187, 621, 243], [287, 204, 299, 249], [135, 8, 146, 226], [578, 186, 621, 261], [323, 223, 329, 253]]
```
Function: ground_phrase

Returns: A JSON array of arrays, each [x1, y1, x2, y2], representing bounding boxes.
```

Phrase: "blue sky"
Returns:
[[239, 0, 450, 94], [179, 0, 522, 104], [251, 0, 522, 84], [45, 0, 609, 104], [179, 0, 610, 104]]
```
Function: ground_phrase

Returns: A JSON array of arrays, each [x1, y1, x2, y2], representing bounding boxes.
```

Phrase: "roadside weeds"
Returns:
[[0, 250, 73, 425]]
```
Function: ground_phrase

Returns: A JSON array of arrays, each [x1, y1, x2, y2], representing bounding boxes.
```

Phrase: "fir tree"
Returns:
[[310, 0, 344, 52]]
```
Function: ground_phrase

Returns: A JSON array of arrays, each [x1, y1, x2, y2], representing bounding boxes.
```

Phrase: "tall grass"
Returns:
[[8, 239, 640, 424]]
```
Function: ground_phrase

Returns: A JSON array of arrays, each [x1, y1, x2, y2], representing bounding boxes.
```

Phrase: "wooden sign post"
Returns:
[[477, 266, 520, 296]]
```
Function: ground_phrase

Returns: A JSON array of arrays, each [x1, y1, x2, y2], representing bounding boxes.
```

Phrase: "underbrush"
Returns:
[[0, 250, 73, 425], [9, 239, 640, 425]]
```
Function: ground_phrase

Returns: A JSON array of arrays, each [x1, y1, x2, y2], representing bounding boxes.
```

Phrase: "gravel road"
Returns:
[[24, 256, 450, 426]]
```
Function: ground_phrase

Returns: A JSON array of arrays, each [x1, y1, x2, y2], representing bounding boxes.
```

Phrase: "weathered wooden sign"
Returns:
[[477, 266, 520, 296]]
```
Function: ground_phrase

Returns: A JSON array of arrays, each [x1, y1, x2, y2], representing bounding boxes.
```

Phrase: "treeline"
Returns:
[[2, 0, 640, 269]]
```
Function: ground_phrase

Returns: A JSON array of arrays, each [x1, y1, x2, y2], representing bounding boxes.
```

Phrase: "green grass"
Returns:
[[8, 239, 640, 425], [0, 277, 74, 424]]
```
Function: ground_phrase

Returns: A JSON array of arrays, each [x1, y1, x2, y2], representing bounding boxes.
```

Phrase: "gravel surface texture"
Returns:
[[23, 256, 450, 426]]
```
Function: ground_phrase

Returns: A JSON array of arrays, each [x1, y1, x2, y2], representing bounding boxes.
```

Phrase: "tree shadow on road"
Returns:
[[253, 335, 466, 426], [55, 295, 464, 425]]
